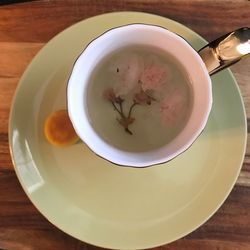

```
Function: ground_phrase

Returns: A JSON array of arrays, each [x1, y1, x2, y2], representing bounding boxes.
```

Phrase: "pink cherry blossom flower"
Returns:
[[111, 53, 144, 96], [103, 88, 116, 102], [134, 90, 156, 105], [140, 59, 170, 92], [103, 87, 124, 104], [160, 88, 185, 125]]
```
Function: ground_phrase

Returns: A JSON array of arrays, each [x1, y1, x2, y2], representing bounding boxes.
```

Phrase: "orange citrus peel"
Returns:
[[44, 110, 79, 147]]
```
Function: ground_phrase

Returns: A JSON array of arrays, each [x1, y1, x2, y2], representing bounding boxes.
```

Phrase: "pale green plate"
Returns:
[[9, 12, 247, 249]]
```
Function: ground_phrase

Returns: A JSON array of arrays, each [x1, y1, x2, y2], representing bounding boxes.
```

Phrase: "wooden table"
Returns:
[[0, 1, 250, 249]]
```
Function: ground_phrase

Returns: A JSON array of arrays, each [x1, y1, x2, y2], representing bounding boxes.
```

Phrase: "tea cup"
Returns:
[[67, 24, 249, 167]]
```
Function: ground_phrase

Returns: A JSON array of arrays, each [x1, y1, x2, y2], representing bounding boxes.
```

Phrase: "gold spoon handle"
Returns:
[[198, 27, 250, 75]]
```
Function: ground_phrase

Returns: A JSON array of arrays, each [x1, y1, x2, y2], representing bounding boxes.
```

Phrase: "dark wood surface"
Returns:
[[0, 1, 250, 249]]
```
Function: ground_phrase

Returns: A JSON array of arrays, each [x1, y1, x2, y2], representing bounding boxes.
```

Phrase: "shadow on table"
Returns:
[[0, 0, 36, 6]]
